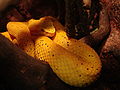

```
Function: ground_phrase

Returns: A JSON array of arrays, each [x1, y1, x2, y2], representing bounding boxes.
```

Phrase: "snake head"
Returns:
[[28, 17, 56, 37]]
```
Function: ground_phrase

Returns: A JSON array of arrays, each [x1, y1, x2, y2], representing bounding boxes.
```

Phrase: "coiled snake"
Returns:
[[1, 16, 101, 87]]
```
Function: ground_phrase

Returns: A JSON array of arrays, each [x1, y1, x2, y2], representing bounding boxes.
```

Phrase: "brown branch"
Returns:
[[0, 34, 49, 89], [80, 3, 110, 48]]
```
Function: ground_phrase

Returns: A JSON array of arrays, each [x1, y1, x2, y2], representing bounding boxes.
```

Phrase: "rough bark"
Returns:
[[99, 0, 120, 82], [65, 0, 90, 39], [0, 34, 49, 90], [80, 2, 110, 48]]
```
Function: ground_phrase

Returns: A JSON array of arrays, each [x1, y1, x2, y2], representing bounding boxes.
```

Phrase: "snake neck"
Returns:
[[53, 30, 69, 40]]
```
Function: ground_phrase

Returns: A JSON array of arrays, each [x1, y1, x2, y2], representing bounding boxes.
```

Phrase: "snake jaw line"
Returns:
[[28, 18, 56, 37]]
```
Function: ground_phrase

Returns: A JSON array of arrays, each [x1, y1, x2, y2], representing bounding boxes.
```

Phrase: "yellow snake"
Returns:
[[1, 16, 101, 87]]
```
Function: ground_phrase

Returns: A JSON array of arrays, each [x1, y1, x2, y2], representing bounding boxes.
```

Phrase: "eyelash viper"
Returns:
[[1, 16, 101, 87]]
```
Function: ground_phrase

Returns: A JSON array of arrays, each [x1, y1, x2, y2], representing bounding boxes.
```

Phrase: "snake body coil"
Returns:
[[2, 16, 101, 87]]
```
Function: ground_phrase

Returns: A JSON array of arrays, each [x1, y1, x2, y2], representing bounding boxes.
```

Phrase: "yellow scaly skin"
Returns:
[[7, 22, 35, 57], [34, 16, 102, 86], [36, 16, 101, 76], [35, 36, 98, 87], [52, 18, 102, 75], [4, 16, 102, 87]]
